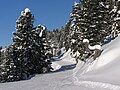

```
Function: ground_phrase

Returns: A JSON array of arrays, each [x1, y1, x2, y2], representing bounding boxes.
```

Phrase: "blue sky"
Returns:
[[0, 0, 79, 46]]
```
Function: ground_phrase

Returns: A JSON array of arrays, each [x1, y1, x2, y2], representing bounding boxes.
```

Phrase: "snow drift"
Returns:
[[72, 36, 120, 90]]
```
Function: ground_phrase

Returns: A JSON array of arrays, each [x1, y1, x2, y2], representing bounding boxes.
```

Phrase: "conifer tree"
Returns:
[[69, 2, 87, 61], [0, 8, 52, 82], [81, 0, 112, 45], [69, 0, 112, 61], [13, 8, 52, 75], [34, 25, 52, 73], [110, 0, 120, 38]]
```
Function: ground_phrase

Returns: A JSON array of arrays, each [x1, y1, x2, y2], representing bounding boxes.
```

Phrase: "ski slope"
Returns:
[[1, 36, 120, 90]]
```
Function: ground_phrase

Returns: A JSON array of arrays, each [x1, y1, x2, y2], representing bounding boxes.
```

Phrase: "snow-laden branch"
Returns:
[[83, 39, 102, 60]]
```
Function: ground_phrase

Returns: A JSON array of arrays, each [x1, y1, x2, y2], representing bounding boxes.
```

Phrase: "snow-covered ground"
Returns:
[[1, 36, 120, 90]]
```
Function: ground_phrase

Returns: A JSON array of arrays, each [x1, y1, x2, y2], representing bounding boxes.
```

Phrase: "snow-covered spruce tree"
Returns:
[[110, 0, 120, 38], [69, 2, 87, 61], [14, 8, 52, 75], [0, 8, 52, 82], [35, 25, 52, 73], [69, 0, 112, 62], [81, 0, 112, 45]]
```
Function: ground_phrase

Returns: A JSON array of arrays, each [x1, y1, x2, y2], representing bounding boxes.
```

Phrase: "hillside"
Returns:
[[1, 35, 120, 90]]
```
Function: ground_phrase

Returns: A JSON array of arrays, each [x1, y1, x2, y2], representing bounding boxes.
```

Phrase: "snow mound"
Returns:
[[51, 62, 61, 71], [72, 36, 120, 89], [93, 36, 120, 70], [75, 36, 120, 75]]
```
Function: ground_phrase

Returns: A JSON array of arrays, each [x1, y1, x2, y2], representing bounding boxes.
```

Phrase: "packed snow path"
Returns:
[[1, 36, 120, 90]]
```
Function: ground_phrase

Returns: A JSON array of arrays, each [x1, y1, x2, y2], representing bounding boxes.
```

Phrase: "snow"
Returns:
[[21, 8, 31, 16], [71, 39, 76, 43], [110, 6, 117, 13], [114, 17, 120, 21], [118, 10, 120, 14], [51, 62, 61, 71], [24, 8, 31, 13], [39, 29, 44, 37], [74, 1, 79, 6], [95, 45, 101, 50], [17, 46, 22, 49], [83, 39, 101, 50], [41, 25, 46, 30], [83, 39, 89, 43], [21, 11, 24, 16], [0, 48, 6, 53], [71, 23, 75, 27], [90, 25, 96, 27], [73, 36, 120, 88], [1, 36, 120, 90], [99, 2, 105, 7], [60, 47, 66, 55], [38, 25, 46, 37], [88, 45, 96, 50], [91, 36, 120, 69], [106, 5, 109, 9]]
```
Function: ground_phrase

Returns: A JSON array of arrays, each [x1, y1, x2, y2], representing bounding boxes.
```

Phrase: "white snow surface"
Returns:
[[39, 29, 44, 37], [24, 8, 31, 13], [88, 45, 101, 50], [1, 36, 120, 90], [38, 25, 46, 37], [51, 62, 61, 71], [83, 39, 89, 43]]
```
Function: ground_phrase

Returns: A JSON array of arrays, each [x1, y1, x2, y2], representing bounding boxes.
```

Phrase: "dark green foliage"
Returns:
[[0, 8, 52, 83], [81, 0, 112, 45], [110, 0, 120, 38], [69, 1, 113, 61]]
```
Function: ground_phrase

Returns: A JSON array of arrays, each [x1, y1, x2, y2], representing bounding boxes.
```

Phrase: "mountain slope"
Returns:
[[1, 36, 120, 90]]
